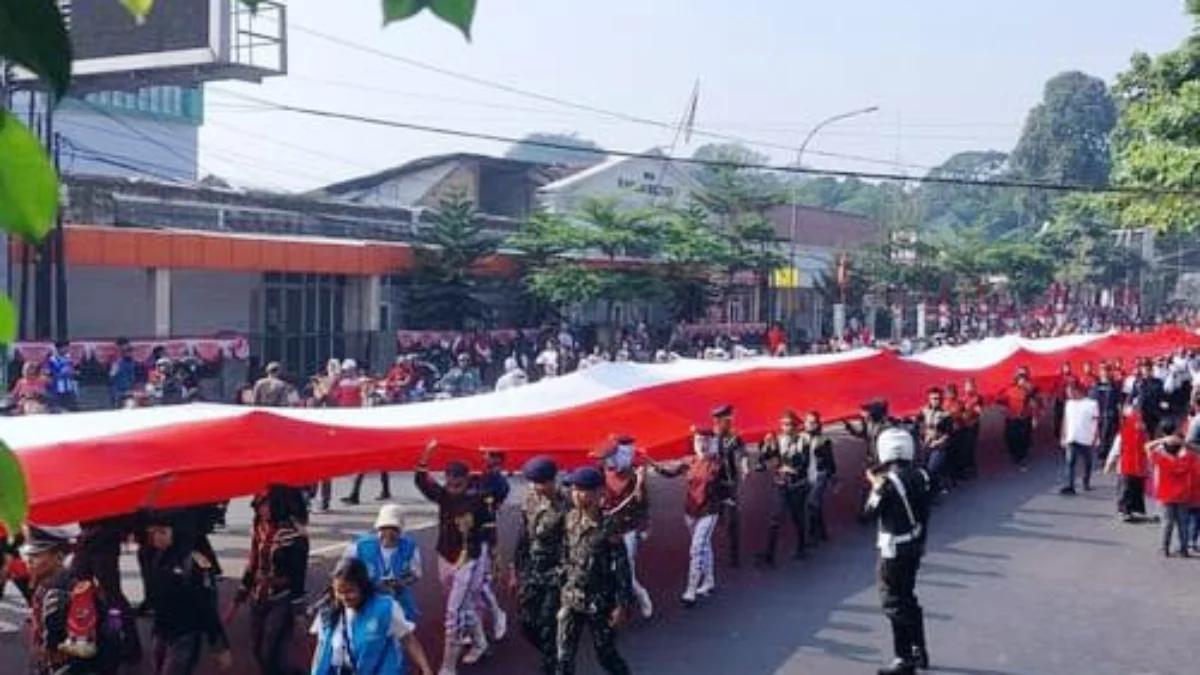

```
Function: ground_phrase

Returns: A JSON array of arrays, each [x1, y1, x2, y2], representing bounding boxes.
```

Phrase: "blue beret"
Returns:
[[564, 466, 604, 490], [522, 456, 559, 483], [711, 404, 734, 418], [445, 461, 470, 478]]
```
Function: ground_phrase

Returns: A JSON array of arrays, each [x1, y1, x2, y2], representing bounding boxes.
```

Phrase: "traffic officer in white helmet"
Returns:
[[864, 427, 933, 675]]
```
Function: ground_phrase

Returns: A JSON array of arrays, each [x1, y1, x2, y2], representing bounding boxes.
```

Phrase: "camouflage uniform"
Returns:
[[513, 487, 569, 675], [556, 510, 634, 675]]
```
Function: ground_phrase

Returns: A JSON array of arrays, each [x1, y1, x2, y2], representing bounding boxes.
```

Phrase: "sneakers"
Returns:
[[634, 586, 654, 619], [877, 658, 916, 675], [461, 640, 489, 666], [492, 609, 508, 641]]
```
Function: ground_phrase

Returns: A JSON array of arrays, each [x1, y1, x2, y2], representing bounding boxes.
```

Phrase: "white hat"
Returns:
[[876, 428, 915, 464], [373, 504, 405, 531], [341, 359, 357, 371], [19, 523, 80, 556]]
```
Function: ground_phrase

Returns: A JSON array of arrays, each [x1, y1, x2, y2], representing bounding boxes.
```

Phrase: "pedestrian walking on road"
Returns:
[[592, 435, 654, 620], [1059, 381, 1099, 495], [142, 510, 232, 675], [1146, 420, 1198, 558], [997, 370, 1039, 470], [470, 448, 511, 643], [310, 558, 434, 675], [342, 504, 423, 623], [556, 466, 633, 675], [757, 411, 812, 565], [510, 456, 568, 675], [650, 429, 724, 607], [414, 441, 490, 674], [865, 428, 933, 675], [710, 404, 748, 567], [234, 486, 310, 675], [1104, 405, 1151, 521]]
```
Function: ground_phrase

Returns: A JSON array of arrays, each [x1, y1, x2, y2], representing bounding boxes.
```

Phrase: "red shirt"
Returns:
[[332, 377, 364, 408], [998, 384, 1036, 419], [684, 456, 723, 518], [1151, 448, 1196, 504], [1054, 374, 1076, 400], [960, 393, 985, 427], [1117, 411, 1149, 478]]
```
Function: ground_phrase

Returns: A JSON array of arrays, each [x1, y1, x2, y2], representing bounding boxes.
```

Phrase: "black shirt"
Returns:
[[146, 549, 228, 648]]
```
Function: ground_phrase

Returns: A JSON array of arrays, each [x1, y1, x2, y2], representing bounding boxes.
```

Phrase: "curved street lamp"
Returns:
[[784, 105, 880, 334]]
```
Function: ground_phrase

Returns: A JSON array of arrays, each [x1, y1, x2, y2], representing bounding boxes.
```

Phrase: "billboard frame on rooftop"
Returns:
[[11, 0, 285, 93]]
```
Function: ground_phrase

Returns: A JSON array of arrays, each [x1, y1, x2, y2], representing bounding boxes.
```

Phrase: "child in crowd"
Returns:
[[1145, 419, 1199, 557]]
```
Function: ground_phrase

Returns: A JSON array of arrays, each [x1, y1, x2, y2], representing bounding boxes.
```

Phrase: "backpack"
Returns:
[[61, 577, 141, 668]]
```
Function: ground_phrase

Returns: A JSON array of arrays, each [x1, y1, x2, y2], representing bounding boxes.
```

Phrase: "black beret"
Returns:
[[445, 461, 470, 478], [564, 466, 604, 490], [710, 404, 734, 418], [522, 456, 559, 484], [613, 435, 635, 445]]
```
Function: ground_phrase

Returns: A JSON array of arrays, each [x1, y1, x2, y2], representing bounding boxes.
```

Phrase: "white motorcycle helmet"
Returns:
[[876, 427, 915, 465]]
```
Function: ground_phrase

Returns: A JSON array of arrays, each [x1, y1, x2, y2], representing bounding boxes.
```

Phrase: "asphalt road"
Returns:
[[3, 421, 1198, 675]]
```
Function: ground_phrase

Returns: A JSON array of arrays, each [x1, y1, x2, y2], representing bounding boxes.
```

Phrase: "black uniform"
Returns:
[[759, 432, 812, 562], [556, 509, 634, 675], [804, 432, 838, 543], [513, 487, 569, 675], [146, 549, 229, 675], [1089, 379, 1122, 460], [864, 462, 933, 674], [1130, 376, 1166, 435], [715, 431, 747, 567]]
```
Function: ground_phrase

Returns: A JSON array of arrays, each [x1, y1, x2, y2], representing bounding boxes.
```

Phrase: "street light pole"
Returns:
[[787, 105, 879, 336]]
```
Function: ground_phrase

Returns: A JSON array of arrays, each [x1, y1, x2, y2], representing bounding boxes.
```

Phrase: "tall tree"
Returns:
[[919, 151, 1020, 237], [690, 142, 785, 195], [1010, 71, 1117, 227], [1098, 1, 1200, 233], [404, 194, 501, 329], [505, 132, 607, 167]]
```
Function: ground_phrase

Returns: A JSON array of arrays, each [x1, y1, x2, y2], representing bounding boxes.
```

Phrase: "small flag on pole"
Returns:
[[682, 79, 700, 144]]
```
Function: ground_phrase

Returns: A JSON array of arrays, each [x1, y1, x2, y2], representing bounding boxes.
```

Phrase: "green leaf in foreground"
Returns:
[[0, 295, 15, 345], [0, 0, 73, 100], [383, 0, 427, 24], [0, 111, 59, 244], [429, 0, 477, 39], [0, 442, 29, 535], [119, 0, 156, 24]]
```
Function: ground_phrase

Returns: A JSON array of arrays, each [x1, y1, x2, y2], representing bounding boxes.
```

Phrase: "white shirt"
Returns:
[[495, 370, 528, 391], [1061, 397, 1099, 447], [309, 599, 414, 668]]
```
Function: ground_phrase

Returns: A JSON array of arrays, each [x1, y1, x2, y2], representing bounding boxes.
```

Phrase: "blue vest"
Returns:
[[312, 593, 404, 675], [353, 534, 419, 622]]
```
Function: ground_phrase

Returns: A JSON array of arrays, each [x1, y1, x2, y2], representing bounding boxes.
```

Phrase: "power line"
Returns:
[[207, 89, 1200, 198], [280, 20, 937, 173]]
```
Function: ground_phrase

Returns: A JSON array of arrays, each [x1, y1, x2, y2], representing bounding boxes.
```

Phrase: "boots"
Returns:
[[911, 609, 929, 669]]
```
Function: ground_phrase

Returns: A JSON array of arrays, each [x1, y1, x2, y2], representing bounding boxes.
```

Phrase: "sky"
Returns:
[[199, 0, 1195, 192]]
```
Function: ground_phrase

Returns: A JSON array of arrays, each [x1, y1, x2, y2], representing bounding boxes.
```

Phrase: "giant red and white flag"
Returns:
[[3, 327, 1196, 524]]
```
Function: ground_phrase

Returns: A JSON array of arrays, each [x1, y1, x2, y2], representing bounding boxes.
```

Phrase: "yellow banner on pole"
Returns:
[[772, 267, 802, 289]]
